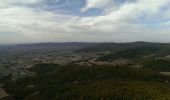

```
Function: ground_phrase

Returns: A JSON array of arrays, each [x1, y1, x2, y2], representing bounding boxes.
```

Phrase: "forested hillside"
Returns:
[[3, 64, 170, 100]]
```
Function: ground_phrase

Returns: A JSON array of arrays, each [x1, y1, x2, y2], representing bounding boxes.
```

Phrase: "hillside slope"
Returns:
[[3, 64, 170, 100]]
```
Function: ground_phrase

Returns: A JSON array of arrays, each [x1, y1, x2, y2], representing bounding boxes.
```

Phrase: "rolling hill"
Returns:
[[3, 64, 170, 100], [2, 42, 98, 52], [76, 42, 170, 53]]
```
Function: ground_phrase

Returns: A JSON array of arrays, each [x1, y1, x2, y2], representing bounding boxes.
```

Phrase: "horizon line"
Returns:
[[2, 41, 170, 45]]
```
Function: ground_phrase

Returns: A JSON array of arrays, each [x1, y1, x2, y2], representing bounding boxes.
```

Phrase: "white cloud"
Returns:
[[0, 0, 170, 43], [0, 0, 41, 9], [81, 0, 115, 12]]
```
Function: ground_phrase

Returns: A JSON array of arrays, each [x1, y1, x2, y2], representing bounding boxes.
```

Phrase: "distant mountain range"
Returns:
[[76, 42, 170, 53], [0, 42, 98, 51], [2, 41, 170, 53], [0, 45, 8, 50], [74, 42, 170, 62]]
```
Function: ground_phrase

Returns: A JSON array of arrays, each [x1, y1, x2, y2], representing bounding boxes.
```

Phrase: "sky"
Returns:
[[0, 0, 170, 43]]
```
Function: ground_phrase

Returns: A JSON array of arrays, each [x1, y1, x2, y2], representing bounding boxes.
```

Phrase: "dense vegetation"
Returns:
[[76, 42, 170, 53], [99, 46, 160, 61], [3, 64, 170, 100], [142, 59, 170, 71]]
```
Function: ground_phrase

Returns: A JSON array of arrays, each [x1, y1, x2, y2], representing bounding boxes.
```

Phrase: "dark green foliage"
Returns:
[[100, 46, 160, 61], [78, 42, 170, 62], [29, 63, 59, 74], [3, 64, 170, 100], [77, 42, 170, 53], [143, 59, 170, 71], [54, 81, 170, 100]]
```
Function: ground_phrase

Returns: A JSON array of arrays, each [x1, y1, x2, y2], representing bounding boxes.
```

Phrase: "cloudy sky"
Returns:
[[0, 0, 170, 43]]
